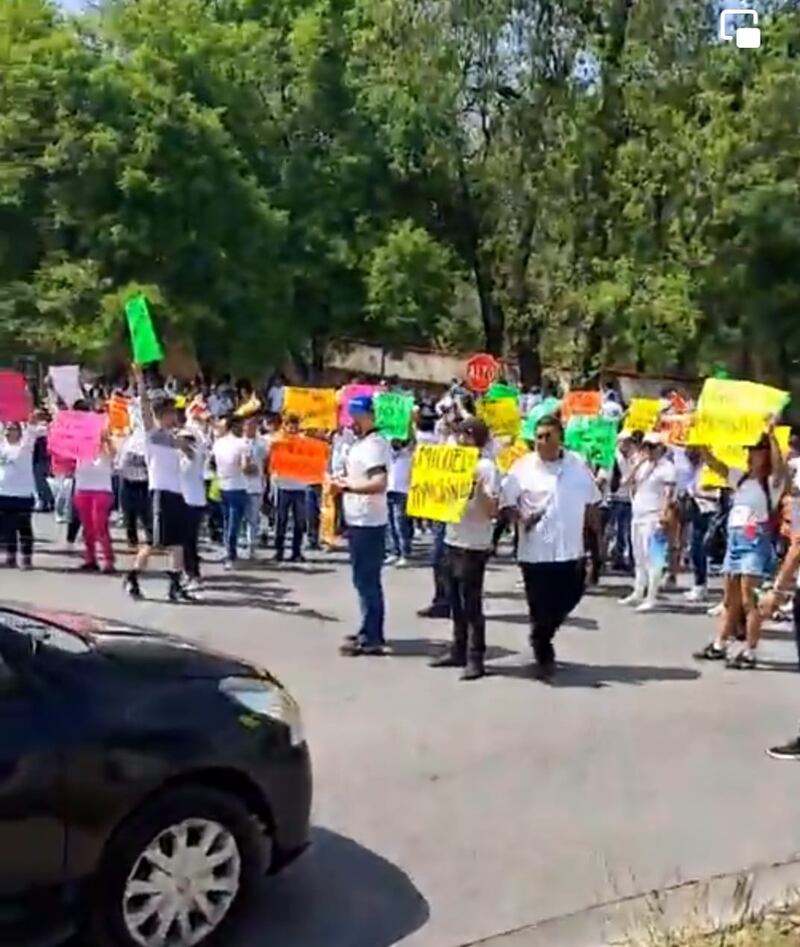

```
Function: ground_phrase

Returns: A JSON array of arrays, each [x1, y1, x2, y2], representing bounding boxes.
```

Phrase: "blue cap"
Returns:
[[348, 394, 374, 416]]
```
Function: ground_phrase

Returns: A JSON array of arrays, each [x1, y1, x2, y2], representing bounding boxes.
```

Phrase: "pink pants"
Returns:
[[74, 490, 115, 568]]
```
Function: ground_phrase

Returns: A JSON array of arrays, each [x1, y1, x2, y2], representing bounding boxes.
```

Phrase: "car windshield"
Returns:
[[0, 610, 92, 655]]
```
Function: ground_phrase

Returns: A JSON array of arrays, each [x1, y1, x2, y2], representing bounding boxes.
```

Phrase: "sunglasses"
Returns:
[[536, 431, 556, 442]]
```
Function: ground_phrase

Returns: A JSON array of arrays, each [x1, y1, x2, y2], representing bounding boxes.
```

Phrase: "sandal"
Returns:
[[727, 650, 757, 670]]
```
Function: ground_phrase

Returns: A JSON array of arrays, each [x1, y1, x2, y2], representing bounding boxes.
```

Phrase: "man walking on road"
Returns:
[[330, 395, 391, 657]]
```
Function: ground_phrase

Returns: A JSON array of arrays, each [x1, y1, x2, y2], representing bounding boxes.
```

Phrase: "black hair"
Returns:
[[536, 414, 563, 436]]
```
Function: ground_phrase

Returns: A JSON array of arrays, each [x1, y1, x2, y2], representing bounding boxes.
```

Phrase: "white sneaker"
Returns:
[[619, 593, 643, 606], [635, 601, 656, 613], [396, 557, 409, 568], [707, 602, 724, 617], [684, 586, 708, 603], [385, 555, 398, 565], [223, 560, 234, 572]]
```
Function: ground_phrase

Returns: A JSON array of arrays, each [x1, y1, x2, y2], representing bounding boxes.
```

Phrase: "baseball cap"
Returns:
[[348, 394, 374, 416]]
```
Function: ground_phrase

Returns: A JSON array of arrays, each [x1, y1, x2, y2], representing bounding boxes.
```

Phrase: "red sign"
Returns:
[[465, 354, 500, 393], [0, 371, 32, 423]]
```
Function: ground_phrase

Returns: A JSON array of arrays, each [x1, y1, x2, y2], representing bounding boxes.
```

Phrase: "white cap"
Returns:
[[642, 432, 664, 446]]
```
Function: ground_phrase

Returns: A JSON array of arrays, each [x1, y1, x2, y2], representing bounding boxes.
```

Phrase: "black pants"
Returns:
[[275, 489, 306, 558], [520, 560, 586, 667], [121, 480, 152, 547], [446, 545, 489, 660], [67, 504, 81, 544], [184, 506, 205, 579], [0, 496, 34, 561]]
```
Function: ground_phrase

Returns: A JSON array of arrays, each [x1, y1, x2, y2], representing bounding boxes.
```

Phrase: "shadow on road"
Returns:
[[240, 828, 429, 947], [487, 661, 701, 689]]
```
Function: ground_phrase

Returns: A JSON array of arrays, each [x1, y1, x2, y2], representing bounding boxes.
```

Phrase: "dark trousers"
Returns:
[[33, 462, 54, 511], [275, 489, 306, 558], [121, 479, 151, 547], [221, 489, 247, 562], [445, 545, 489, 660], [67, 504, 81, 544], [690, 503, 713, 587], [430, 521, 450, 608], [608, 500, 632, 567], [184, 505, 205, 579], [348, 526, 386, 645], [520, 560, 586, 667], [387, 491, 412, 558], [306, 485, 321, 549], [0, 496, 34, 561]]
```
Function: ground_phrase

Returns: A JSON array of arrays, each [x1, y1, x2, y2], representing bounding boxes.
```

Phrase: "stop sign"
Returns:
[[465, 353, 500, 393]]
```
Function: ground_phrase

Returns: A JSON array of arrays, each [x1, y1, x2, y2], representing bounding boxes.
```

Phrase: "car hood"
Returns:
[[91, 632, 258, 679]]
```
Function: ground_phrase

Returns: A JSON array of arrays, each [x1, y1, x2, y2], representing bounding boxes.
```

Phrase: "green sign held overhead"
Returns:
[[485, 383, 519, 401], [564, 416, 618, 469], [375, 392, 414, 440], [125, 294, 164, 365]]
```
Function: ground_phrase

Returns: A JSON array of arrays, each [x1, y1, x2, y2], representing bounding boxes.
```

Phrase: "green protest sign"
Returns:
[[375, 392, 414, 440], [521, 397, 562, 440], [486, 383, 519, 401], [564, 416, 618, 469], [125, 294, 164, 364]]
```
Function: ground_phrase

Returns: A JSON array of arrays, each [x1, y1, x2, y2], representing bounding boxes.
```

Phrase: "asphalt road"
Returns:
[[6, 516, 800, 947]]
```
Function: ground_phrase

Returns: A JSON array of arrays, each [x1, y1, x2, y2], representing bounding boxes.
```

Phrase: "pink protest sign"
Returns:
[[339, 384, 379, 427], [0, 371, 32, 423], [48, 410, 106, 461]]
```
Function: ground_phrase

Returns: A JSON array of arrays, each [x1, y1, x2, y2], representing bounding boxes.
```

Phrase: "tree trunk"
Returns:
[[516, 337, 542, 387], [473, 258, 504, 354]]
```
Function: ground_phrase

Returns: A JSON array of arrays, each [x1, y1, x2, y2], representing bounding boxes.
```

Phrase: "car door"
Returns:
[[0, 642, 66, 895]]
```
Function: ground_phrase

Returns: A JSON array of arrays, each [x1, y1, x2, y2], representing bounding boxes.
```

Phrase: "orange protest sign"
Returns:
[[659, 414, 694, 446], [107, 394, 130, 434], [269, 436, 330, 484], [561, 391, 601, 420]]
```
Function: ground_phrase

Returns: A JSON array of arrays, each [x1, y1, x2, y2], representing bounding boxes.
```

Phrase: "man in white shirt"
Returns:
[[212, 416, 248, 569], [330, 395, 391, 656], [501, 413, 600, 681], [242, 416, 268, 559]]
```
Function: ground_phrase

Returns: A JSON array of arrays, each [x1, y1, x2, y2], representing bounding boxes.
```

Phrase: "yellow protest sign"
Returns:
[[496, 439, 528, 474], [283, 387, 338, 432], [406, 444, 479, 523], [624, 398, 661, 433], [688, 378, 789, 450], [477, 397, 520, 437], [698, 426, 791, 490]]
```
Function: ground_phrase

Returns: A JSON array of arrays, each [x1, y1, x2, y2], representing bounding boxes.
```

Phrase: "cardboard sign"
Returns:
[[496, 439, 528, 474], [339, 384, 379, 427], [375, 392, 414, 440], [0, 371, 32, 423], [48, 410, 106, 461], [48, 365, 82, 408], [107, 394, 131, 435], [284, 387, 338, 432], [269, 436, 330, 484], [699, 425, 792, 490], [564, 416, 618, 469], [477, 396, 520, 437], [561, 390, 601, 420], [624, 398, 661, 433], [659, 413, 694, 446], [406, 444, 479, 523], [485, 383, 519, 401], [688, 378, 789, 450], [125, 294, 164, 364]]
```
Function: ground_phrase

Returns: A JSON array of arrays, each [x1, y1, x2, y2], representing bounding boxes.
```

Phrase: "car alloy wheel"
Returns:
[[122, 818, 242, 947]]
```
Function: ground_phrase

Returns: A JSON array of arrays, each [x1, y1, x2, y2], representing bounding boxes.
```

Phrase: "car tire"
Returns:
[[88, 785, 269, 947]]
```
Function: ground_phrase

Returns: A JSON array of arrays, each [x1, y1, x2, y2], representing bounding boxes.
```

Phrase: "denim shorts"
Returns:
[[723, 525, 774, 578]]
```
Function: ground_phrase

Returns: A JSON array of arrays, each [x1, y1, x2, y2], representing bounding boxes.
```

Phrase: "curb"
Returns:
[[460, 855, 800, 946]]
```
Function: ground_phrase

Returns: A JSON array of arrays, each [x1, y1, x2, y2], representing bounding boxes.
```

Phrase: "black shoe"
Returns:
[[460, 659, 485, 681], [273, 552, 285, 563], [430, 653, 466, 669], [101, 565, 117, 576], [124, 576, 143, 601], [693, 642, 726, 661], [168, 584, 195, 604], [726, 650, 757, 670], [77, 561, 100, 573], [417, 603, 451, 619], [4, 557, 16, 569], [340, 641, 386, 657], [532, 662, 556, 683], [767, 737, 800, 761], [290, 553, 306, 563]]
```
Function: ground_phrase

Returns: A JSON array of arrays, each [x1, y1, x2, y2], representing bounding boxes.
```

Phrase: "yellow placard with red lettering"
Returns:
[[624, 398, 661, 433]]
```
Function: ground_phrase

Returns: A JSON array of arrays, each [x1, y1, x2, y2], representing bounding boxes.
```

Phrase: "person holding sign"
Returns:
[[330, 395, 392, 657], [73, 413, 117, 574], [694, 421, 785, 669], [0, 420, 36, 569], [500, 414, 600, 682], [430, 418, 500, 681], [124, 366, 195, 603], [271, 416, 309, 564]]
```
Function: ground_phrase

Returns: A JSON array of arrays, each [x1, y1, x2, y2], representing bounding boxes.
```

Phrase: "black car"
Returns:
[[0, 603, 312, 947]]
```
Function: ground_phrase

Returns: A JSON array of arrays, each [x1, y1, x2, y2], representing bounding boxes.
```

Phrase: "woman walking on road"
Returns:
[[0, 420, 36, 569]]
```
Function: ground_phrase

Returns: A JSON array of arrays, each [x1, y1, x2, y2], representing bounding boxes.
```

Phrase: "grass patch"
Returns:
[[628, 908, 800, 947]]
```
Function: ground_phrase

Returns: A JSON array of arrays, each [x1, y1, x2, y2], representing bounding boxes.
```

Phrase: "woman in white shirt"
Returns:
[[694, 424, 785, 668], [0, 421, 36, 568], [621, 433, 676, 612], [73, 422, 116, 573]]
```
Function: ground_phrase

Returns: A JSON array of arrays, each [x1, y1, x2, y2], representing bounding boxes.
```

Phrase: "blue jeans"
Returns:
[[387, 492, 412, 558], [221, 489, 247, 562], [33, 462, 54, 511], [244, 493, 261, 552], [608, 500, 632, 567], [276, 489, 306, 559], [348, 526, 386, 646], [690, 503, 713, 587]]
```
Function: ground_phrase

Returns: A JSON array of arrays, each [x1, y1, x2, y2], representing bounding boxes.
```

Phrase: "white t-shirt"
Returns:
[[343, 431, 391, 527], [74, 455, 113, 493], [180, 442, 207, 508], [502, 450, 600, 563], [145, 429, 182, 495], [388, 446, 413, 495], [631, 458, 676, 519], [727, 468, 782, 527], [212, 434, 247, 492], [267, 385, 285, 414], [243, 436, 268, 495], [0, 430, 35, 498], [446, 458, 500, 550]]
